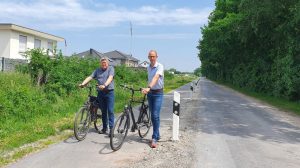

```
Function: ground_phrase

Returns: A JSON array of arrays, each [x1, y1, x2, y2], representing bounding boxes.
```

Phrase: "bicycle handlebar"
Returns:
[[78, 84, 99, 96], [120, 84, 142, 92]]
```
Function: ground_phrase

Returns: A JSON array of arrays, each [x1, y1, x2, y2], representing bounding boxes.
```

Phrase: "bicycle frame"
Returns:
[[74, 85, 102, 141], [83, 86, 100, 119], [121, 85, 147, 132]]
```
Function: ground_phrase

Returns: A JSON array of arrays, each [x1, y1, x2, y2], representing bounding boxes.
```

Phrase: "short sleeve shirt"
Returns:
[[90, 66, 114, 90], [147, 62, 164, 90]]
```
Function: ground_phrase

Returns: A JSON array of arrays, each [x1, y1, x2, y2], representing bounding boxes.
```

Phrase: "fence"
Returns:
[[0, 57, 27, 72]]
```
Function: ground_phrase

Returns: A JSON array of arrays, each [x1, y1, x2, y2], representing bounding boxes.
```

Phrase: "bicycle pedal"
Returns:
[[136, 124, 142, 129]]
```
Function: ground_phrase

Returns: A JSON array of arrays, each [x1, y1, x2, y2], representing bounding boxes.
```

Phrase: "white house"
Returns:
[[0, 23, 64, 59], [138, 61, 149, 68]]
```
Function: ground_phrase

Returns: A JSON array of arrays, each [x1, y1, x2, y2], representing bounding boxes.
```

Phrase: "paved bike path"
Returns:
[[6, 84, 192, 168]]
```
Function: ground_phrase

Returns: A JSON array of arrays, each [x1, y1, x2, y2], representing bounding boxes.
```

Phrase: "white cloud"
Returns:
[[0, 0, 212, 29]]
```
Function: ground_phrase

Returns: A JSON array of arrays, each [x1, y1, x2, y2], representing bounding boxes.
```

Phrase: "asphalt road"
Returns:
[[190, 78, 300, 168], [6, 77, 300, 168]]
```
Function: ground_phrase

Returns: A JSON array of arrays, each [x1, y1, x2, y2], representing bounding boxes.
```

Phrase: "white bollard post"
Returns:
[[172, 91, 180, 141]]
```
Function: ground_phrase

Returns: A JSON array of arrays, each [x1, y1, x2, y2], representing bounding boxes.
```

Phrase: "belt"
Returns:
[[150, 88, 163, 93], [101, 89, 114, 93]]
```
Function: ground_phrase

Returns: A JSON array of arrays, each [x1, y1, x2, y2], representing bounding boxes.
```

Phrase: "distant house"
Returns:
[[0, 23, 64, 59], [138, 61, 149, 68], [104, 50, 139, 67], [73, 48, 104, 59], [72, 48, 116, 66]]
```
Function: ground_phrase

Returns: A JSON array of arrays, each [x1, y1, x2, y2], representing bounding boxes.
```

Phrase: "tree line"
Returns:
[[198, 0, 300, 101]]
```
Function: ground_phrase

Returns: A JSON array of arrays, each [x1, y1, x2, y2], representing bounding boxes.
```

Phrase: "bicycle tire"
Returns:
[[110, 112, 130, 151], [94, 108, 102, 132], [138, 105, 152, 138], [74, 107, 91, 141]]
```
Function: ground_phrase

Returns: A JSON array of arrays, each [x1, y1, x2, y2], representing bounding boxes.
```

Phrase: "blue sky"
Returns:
[[0, 0, 215, 72]]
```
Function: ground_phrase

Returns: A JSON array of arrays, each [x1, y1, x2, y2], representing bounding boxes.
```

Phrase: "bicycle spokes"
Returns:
[[138, 108, 151, 138], [74, 107, 91, 141], [110, 114, 129, 151]]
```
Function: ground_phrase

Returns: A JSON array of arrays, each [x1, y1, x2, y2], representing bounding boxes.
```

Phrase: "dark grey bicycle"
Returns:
[[110, 84, 152, 151], [74, 86, 102, 141]]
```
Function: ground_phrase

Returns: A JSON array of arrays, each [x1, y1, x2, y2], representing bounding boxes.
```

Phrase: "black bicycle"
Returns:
[[74, 86, 102, 141], [110, 84, 152, 151]]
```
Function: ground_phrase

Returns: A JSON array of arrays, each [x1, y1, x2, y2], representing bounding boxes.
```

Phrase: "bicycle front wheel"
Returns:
[[74, 107, 91, 141], [110, 113, 130, 151], [94, 108, 102, 133], [138, 106, 152, 138]]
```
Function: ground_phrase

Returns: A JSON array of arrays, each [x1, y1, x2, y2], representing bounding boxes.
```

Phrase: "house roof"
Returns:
[[104, 50, 139, 62], [139, 61, 149, 64], [0, 23, 64, 42], [72, 48, 116, 66], [74, 48, 105, 59]]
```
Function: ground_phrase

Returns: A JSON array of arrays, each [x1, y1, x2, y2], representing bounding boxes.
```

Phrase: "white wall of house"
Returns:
[[0, 29, 11, 58], [8, 30, 57, 59], [0, 24, 62, 59]]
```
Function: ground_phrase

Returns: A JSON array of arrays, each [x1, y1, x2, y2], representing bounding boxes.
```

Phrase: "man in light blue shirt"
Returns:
[[142, 50, 164, 148]]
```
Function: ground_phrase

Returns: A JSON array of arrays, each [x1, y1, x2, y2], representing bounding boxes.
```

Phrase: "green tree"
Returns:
[[193, 67, 201, 76], [198, 0, 300, 100]]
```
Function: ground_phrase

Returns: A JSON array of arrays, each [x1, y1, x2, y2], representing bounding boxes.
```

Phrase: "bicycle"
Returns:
[[110, 84, 152, 151], [74, 85, 102, 141]]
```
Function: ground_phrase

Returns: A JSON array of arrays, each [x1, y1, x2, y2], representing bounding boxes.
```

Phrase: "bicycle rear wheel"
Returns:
[[74, 107, 91, 141], [110, 113, 130, 151], [138, 106, 152, 138]]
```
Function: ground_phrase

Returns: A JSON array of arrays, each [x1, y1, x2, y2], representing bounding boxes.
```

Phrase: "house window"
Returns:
[[19, 35, 27, 52], [34, 39, 41, 49], [47, 41, 53, 54]]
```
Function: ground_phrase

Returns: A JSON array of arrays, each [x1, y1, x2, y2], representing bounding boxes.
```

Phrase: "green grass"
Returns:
[[217, 81, 300, 115], [0, 72, 195, 167], [0, 72, 85, 166], [164, 74, 197, 93]]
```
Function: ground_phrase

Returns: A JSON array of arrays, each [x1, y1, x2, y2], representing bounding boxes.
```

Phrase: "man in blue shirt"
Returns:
[[142, 50, 164, 148], [79, 57, 115, 135]]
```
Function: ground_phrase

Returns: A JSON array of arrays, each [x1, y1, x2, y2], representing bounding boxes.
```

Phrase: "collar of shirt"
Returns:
[[150, 62, 158, 68]]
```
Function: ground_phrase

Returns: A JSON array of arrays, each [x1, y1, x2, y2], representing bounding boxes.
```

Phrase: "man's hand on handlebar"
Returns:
[[141, 87, 150, 94], [79, 83, 86, 88], [97, 84, 106, 90]]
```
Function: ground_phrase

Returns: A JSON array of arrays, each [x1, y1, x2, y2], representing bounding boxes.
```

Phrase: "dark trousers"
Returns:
[[97, 90, 114, 129]]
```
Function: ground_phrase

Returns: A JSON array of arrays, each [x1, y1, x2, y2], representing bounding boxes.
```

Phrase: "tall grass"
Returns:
[[0, 72, 85, 153]]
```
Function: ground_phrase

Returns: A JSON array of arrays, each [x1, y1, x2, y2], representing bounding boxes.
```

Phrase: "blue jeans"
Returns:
[[98, 90, 114, 130], [147, 92, 163, 141]]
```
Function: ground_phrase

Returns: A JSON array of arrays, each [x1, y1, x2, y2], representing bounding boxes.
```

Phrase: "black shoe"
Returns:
[[108, 130, 112, 137], [99, 128, 107, 134]]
